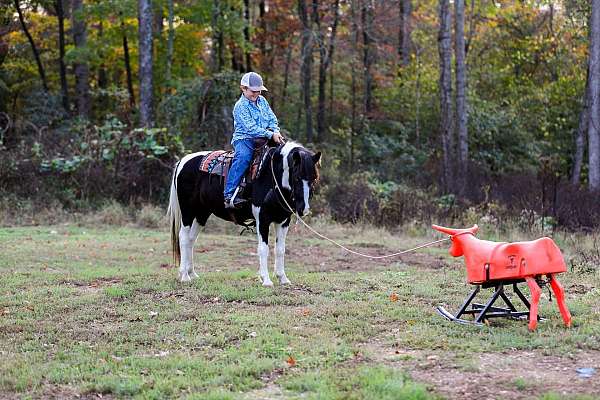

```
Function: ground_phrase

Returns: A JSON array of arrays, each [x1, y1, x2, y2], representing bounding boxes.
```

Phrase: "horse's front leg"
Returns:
[[274, 219, 291, 285], [253, 206, 273, 287]]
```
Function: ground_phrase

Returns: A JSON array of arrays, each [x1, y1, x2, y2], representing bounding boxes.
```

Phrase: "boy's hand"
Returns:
[[272, 132, 284, 144]]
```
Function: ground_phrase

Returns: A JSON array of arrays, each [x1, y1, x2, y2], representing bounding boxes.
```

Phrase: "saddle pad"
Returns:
[[198, 147, 268, 182], [199, 150, 233, 176]]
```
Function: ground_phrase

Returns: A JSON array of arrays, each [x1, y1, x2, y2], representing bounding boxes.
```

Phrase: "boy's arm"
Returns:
[[235, 104, 273, 139]]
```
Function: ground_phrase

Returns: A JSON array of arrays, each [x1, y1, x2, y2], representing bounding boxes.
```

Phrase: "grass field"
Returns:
[[1, 218, 599, 399]]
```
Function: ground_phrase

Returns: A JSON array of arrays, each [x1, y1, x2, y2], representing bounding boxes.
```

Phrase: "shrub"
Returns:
[[93, 201, 131, 226], [136, 204, 164, 228]]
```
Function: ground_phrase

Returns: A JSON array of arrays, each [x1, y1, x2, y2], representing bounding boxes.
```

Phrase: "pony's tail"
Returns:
[[166, 162, 182, 266]]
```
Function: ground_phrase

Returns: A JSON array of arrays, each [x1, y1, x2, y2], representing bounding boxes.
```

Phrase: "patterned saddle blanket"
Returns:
[[198, 143, 269, 183]]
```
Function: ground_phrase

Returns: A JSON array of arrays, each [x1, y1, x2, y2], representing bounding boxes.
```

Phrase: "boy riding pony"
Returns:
[[224, 72, 284, 209]]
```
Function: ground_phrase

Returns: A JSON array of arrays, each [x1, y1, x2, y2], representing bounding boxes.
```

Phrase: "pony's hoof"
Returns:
[[180, 273, 191, 282], [189, 271, 199, 279], [262, 280, 274, 287], [278, 276, 291, 285]]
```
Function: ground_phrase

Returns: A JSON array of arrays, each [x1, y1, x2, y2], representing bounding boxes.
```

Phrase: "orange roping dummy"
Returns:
[[432, 224, 571, 331]]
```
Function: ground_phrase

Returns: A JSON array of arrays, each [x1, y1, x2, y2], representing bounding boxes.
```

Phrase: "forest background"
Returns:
[[1, 0, 599, 232]]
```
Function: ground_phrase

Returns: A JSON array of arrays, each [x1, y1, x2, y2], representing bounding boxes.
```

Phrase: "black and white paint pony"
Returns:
[[167, 141, 321, 285]]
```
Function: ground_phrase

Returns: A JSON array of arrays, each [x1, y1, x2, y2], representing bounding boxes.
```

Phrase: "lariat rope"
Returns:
[[269, 153, 451, 259]]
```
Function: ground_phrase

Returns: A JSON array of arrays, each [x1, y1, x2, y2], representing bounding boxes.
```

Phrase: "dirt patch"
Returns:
[[62, 277, 123, 294], [363, 340, 600, 399]]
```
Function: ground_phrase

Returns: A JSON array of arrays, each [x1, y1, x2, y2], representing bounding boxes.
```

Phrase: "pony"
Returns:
[[167, 141, 321, 286]]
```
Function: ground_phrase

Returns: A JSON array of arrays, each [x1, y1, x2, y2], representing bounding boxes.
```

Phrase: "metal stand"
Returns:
[[437, 279, 545, 326]]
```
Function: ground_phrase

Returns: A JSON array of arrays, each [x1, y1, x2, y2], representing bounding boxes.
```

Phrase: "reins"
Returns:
[[269, 152, 451, 259]]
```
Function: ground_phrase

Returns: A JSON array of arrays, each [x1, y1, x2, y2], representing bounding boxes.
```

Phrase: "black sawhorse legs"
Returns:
[[437, 279, 544, 326]]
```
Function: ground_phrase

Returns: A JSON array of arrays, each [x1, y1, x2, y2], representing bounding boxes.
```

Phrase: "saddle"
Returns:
[[198, 138, 272, 189]]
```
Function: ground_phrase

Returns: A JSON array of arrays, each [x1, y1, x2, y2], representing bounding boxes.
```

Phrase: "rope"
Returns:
[[269, 155, 450, 259]]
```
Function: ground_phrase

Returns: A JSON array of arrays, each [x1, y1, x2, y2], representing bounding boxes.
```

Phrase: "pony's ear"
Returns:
[[312, 152, 321, 165]]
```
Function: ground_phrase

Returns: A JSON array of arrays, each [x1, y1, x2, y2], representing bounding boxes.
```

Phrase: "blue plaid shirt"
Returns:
[[231, 94, 279, 144]]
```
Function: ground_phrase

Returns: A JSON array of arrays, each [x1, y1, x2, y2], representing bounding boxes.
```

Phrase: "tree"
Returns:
[[588, 0, 600, 190], [138, 0, 154, 127], [298, 0, 314, 142], [362, 0, 374, 114], [121, 16, 136, 108], [438, 0, 453, 193], [14, 0, 48, 92], [572, 68, 589, 185], [210, 0, 224, 73], [315, 0, 340, 141], [243, 0, 251, 72], [54, 0, 69, 111], [455, 0, 468, 194], [72, 0, 90, 117], [166, 0, 174, 83], [398, 0, 411, 67]]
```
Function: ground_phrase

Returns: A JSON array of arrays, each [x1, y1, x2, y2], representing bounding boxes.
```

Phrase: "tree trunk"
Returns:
[[138, 0, 154, 127], [166, 0, 174, 83], [55, 0, 69, 111], [350, 0, 359, 170], [97, 22, 108, 90], [572, 70, 589, 185], [298, 0, 314, 142], [121, 18, 135, 108], [282, 44, 293, 104], [316, 0, 340, 142], [455, 0, 468, 195], [588, 0, 600, 190], [72, 0, 90, 117], [438, 0, 454, 193], [243, 0, 251, 72], [210, 0, 223, 73], [398, 0, 411, 67], [14, 0, 48, 91], [362, 0, 374, 114]]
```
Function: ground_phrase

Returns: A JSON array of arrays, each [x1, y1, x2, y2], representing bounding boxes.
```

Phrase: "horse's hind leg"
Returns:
[[179, 219, 200, 282], [188, 213, 210, 279], [274, 219, 291, 285]]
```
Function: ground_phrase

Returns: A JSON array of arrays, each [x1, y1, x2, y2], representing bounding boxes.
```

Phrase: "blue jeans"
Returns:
[[224, 139, 255, 199]]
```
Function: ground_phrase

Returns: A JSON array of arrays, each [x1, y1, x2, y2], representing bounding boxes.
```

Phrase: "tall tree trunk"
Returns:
[[55, 0, 69, 111], [138, 0, 154, 127], [298, 0, 314, 142], [72, 0, 90, 117], [121, 18, 135, 108], [243, 0, 252, 72], [588, 0, 600, 190], [282, 43, 293, 104], [210, 0, 223, 73], [572, 70, 589, 185], [166, 0, 174, 83], [316, 0, 340, 142], [14, 0, 48, 91], [350, 0, 359, 170], [97, 22, 108, 90], [455, 0, 468, 195], [438, 0, 454, 193], [398, 0, 411, 67], [362, 0, 374, 114]]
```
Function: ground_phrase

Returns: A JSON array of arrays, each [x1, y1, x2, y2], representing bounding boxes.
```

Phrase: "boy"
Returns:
[[224, 72, 284, 208]]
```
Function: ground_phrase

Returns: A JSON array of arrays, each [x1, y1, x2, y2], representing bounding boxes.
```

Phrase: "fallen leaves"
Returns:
[[390, 293, 399, 302], [286, 356, 296, 367]]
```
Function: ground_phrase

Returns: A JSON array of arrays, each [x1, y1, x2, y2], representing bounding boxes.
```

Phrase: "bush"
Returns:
[[93, 201, 131, 226], [136, 204, 164, 228]]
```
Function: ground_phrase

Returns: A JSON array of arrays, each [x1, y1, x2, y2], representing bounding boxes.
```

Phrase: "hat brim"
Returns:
[[248, 85, 268, 91]]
